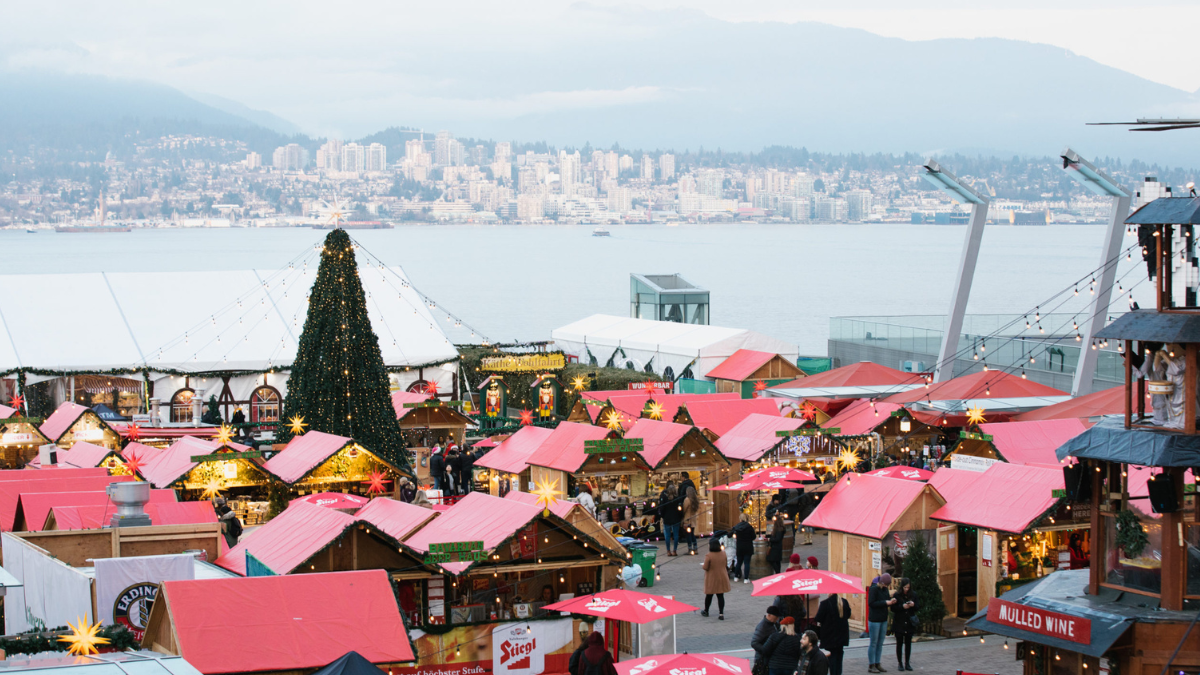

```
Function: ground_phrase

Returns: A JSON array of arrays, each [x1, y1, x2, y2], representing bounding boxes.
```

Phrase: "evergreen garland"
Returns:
[[1115, 509, 1149, 558], [0, 624, 137, 656], [902, 534, 946, 634], [275, 229, 412, 476]]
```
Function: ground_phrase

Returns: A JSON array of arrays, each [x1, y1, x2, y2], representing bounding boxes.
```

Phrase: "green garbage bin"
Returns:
[[630, 544, 658, 587]]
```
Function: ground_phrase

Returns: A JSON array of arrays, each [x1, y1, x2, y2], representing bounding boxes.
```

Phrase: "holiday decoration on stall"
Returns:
[[1115, 508, 1149, 558], [800, 402, 818, 422], [214, 424, 236, 446], [646, 401, 665, 420], [571, 376, 587, 392], [532, 477, 560, 516], [288, 415, 308, 435], [122, 452, 145, 478], [602, 410, 625, 432], [8, 393, 23, 412], [479, 376, 508, 419], [363, 470, 391, 494], [902, 534, 946, 634], [125, 423, 142, 442], [753, 380, 768, 397], [275, 229, 412, 475], [531, 374, 560, 419], [519, 409, 534, 426], [966, 405, 987, 426], [57, 615, 110, 656], [836, 448, 860, 473], [200, 478, 225, 500], [422, 379, 440, 396]]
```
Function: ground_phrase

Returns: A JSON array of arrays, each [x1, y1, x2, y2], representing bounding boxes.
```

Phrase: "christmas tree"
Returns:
[[902, 534, 945, 634], [277, 228, 412, 475]]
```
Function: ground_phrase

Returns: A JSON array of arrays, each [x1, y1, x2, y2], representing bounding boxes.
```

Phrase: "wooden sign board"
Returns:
[[402, 401, 467, 409], [583, 438, 644, 454], [959, 431, 994, 442], [189, 451, 264, 463], [426, 540, 488, 564], [775, 428, 839, 437]]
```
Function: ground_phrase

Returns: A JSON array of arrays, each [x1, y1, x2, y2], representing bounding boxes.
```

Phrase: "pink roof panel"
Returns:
[[977, 418, 1088, 467], [0, 475, 133, 531], [474, 425, 554, 474], [715, 414, 805, 461], [391, 391, 431, 418], [215, 501, 357, 575], [931, 462, 1064, 533], [355, 497, 437, 544], [17, 487, 175, 531], [39, 402, 91, 442], [683, 398, 781, 436], [262, 431, 353, 484], [0, 467, 109, 481], [404, 492, 542, 575], [140, 436, 252, 489], [803, 474, 935, 539], [0, 404, 15, 419], [503, 489, 578, 518], [705, 350, 779, 381], [822, 399, 904, 436], [526, 422, 613, 473], [1014, 385, 1145, 421], [885, 370, 1066, 404], [28, 441, 114, 469], [49, 500, 217, 531], [771, 361, 923, 391], [624, 419, 700, 468], [927, 468, 984, 505]]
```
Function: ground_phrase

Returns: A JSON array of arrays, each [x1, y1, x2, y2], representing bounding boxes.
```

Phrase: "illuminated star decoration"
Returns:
[[288, 415, 308, 435], [602, 410, 624, 432], [362, 471, 392, 495], [214, 424, 235, 446], [753, 380, 768, 397], [643, 384, 660, 399], [519, 409, 534, 426], [966, 405, 987, 426], [836, 449, 860, 473], [201, 479, 225, 500], [571, 376, 587, 392], [646, 401, 665, 420], [800, 402, 818, 422], [422, 380, 440, 397], [122, 452, 145, 479], [532, 477, 561, 516], [58, 615, 110, 656], [7, 394, 24, 412], [125, 423, 142, 442]]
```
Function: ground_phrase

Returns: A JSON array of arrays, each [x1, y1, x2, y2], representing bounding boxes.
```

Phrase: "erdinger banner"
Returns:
[[95, 553, 194, 640], [397, 618, 578, 675]]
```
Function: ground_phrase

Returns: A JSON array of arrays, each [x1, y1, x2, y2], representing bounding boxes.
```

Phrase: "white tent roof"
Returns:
[[0, 267, 459, 374], [551, 314, 798, 379]]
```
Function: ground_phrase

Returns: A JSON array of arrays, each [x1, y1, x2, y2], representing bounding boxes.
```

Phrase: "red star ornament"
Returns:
[[423, 380, 440, 397], [519, 409, 534, 426], [362, 471, 392, 495], [8, 394, 24, 412], [800, 402, 818, 421], [643, 384, 660, 399], [123, 452, 145, 478], [126, 423, 142, 441]]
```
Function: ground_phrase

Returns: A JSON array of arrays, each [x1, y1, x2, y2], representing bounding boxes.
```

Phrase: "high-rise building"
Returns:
[[365, 143, 387, 172], [698, 169, 723, 198], [447, 139, 466, 167], [405, 139, 426, 165], [244, 152, 262, 170], [315, 140, 343, 171], [434, 131, 452, 166], [607, 187, 632, 213], [845, 190, 873, 221], [494, 142, 512, 161], [341, 143, 365, 173], [659, 154, 675, 181], [619, 155, 634, 172], [641, 155, 655, 181], [793, 174, 815, 197], [272, 144, 307, 171], [559, 150, 581, 197], [605, 151, 619, 178], [469, 145, 488, 166]]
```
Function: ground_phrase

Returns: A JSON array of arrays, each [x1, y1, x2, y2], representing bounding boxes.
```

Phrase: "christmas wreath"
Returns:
[[1114, 509, 1149, 559]]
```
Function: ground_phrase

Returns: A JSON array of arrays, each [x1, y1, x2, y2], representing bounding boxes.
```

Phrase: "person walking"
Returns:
[[575, 630, 618, 675], [731, 513, 756, 582], [800, 630, 829, 675], [812, 593, 851, 675], [429, 447, 446, 493], [751, 606, 782, 670], [659, 482, 682, 556], [891, 578, 919, 671], [445, 447, 463, 495], [866, 573, 895, 673], [681, 476, 700, 555], [766, 518, 786, 574], [701, 537, 730, 620], [760, 617, 803, 675], [771, 592, 806, 628]]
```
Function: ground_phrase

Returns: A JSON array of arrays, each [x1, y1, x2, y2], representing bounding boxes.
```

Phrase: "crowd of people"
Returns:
[[426, 442, 483, 495]]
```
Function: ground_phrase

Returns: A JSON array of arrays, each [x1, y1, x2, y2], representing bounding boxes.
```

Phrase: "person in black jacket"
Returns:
[[800, 630, 828, 675], [812, 593, 851, 675], [731, 513, 756, 582], [761, 617, 802, 675], [429, 447, 446, 492], [445, 448, 463, 495], [659, 482, 683, 556], [751, 605, 781, 668], [866, 574, 894, 673], [766, 518, 786, 574], [891, 578, 919, 671]]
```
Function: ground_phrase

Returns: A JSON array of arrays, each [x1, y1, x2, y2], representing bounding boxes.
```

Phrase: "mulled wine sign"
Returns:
[[986, 598, 1091, 644]]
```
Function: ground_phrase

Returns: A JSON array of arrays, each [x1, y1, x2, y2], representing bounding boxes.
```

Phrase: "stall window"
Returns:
[[1103, 511, 1163, 595], [250, 386, 281, 423], [171, 389, 195, 424]]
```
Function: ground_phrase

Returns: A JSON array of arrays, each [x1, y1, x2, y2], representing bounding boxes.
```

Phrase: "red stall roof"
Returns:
[[0, 475, 133, 531], [138, 436, 253, 489], [215, 501, 357, 576], [0, 467, 109, 481], [976, 418, 1088, 467], [885, 370, 1066, 404], [504, 488, 578, 518], [624, 419, 714, 469], [355, 497, 437, 543], [804, 474, 938, 539], [474, 425, 554, 474], [404, 492, 543, 575], [39, 402, 92, 442], [715, 414, 805, 461], [822, 399, 905, 436], [526, 422, 613, 473], [160, 570, 415, 673], [584, 393, 740, 431], [0, 404, 15, 419], [390, 390, 431, 417], [705, 349, 780, 381], [121, 441, 168, 469], [262, 431, 355, 484], [931, 462, 1063, 533], [50, 500, 217, 531], [28, 441, 115, 469], [770, 361, 923, 391], [1014, 385, 1148, 422], [682, 398, 781, 436], [927, 468, 983, 505], [17, 488, 177, 532]]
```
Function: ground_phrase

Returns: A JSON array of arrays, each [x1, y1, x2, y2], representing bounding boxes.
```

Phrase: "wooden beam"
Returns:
[[1089, 464, 1104, 596], [1189, 344, 1198, 434], [1125, 341, 1133, 428]]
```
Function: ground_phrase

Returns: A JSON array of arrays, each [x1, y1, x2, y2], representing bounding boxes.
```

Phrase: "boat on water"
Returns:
[[26, 229, 35, 234], [592, 227, 611, 237]]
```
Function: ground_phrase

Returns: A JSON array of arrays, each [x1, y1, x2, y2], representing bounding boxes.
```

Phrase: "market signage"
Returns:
[[949, 454, 998, 473], [776, 428, 839, 437], [426, 540, 488, 564], [482, 353, 566, 372], [188, 451, 264, 462], [402, 400, 466, 408], [1, 432, 34, 444], [583, 438, 644, 454], [959, 431, 994, 442], [986, 598, 1091, 645], [628, 381, 674, 391], [73, 428, 105, 441]]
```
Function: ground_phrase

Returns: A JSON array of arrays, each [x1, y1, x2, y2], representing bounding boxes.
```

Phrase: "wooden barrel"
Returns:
[[750, 538, 772, 580]]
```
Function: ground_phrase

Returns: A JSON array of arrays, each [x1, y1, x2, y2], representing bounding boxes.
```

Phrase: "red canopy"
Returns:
[[744, 466, 817, 482], [931, 463, 1063, 533], [474, 425, 554, 474], [927, 468, 982, 505], [526, 421, 614, 473], [706, 350, 780, 381], [1014, 385, 1148, 421], [977, 418, 1087, 467], [542, 589, 697, 623], [714, 413, 805, 462], [711, 478, 805, 491], [290, 492, 370, 511], [682, 398, 781, 436], [822, 399, 904, 436], [803, 474, 937, 539], [751, 569, 865, 596], [771, 361, 924, 391], [885, 370, 1065, 404], [472, 437, 499, 449], [617, 653, 751, 675], [863, 466, 933, 481]]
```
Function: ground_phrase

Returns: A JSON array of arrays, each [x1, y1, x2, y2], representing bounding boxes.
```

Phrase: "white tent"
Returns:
[[551, 314, 798, 380]]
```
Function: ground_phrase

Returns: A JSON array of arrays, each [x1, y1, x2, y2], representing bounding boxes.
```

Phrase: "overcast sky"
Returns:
[[3, 1, 1197, 138]]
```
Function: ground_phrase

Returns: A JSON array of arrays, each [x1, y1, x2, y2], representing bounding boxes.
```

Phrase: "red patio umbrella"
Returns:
[[710, 477, 805, 491], [544, 589, 697, 661], [743, 467, 818, 482], [863, 466, 933, 481], [290, 492, 370, 511], [617, 653, 751, 675], [751, 569, 865, 597]]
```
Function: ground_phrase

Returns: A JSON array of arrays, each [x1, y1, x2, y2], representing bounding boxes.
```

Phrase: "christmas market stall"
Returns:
[[141, 570, 416, 675], [26, 440, 131, 474], [672, 397, 782, 441], [40, 402, 121, 452], [0, 403, 50, 468], [393, 391, 473, 481], [942, 418, 1087, 470], [262, 430, 407, 497], [623, 418, 733, 536], [704, 349, 806, 398], [570, 392, 739, 432], [474, 425, 555, 496], [13, 486, 179, 532], [525, 421, 636, 502], [821, 399, 938, 467], [0, 472, 134, 531], [138, 435, 270, 508], [502, 490, 628, 554], [45, 500, 218, 531], [803, 473, 947, 630], [713, 414, 807, 466], [929, 461, 1072, 618], [763, 361, 926, 403]]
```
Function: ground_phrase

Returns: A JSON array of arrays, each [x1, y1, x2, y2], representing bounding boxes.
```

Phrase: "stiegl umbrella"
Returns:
[[544, 589, 697, 661], [290, 492, 370, 511], [743, 467, 818, 482], [710, 478, 804, 491], [617, 653, 751, 675], [751, 569, 865, 597]]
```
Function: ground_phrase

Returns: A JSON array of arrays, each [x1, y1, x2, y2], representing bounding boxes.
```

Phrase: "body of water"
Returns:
[[0, 223, 1150, 355]]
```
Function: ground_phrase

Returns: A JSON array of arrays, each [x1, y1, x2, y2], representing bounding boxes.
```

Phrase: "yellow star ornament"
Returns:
[[201, 479, 225, 500], [571, 376, 587, 392], [646, 401, 665, 420], [602, 410, 624, 432], [532, 477, 560, 516], [966, 405, 987, 426], [836, 449, 860, 473], [214, 424, 235, 446], [58, 615, 110, 656], [288, 415, 308, 435]]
